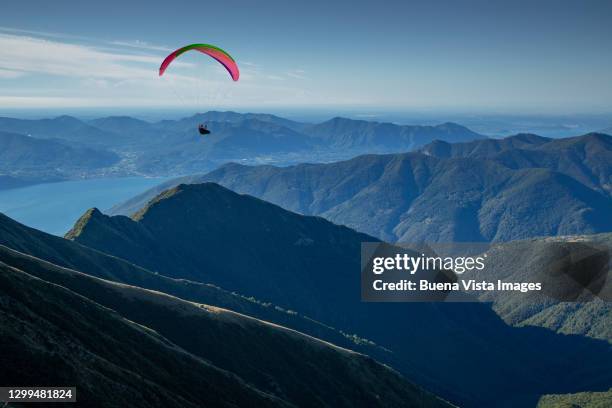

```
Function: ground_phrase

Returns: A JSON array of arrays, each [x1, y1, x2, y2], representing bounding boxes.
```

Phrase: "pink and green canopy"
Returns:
[[159, 43, 239, 81]]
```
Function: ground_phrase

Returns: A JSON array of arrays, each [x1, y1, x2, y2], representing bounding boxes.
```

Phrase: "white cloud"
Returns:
[[0, 33, 160, 79], [0, 26, 171, 53], [110, 39, 171, 52], [266, 75, 286, 81], [0, 26, 88, 41], [0, 95, 180, 108], [0, 68, 25, 79], [286, 69, 307, 79], [0, 29, 334, 109]]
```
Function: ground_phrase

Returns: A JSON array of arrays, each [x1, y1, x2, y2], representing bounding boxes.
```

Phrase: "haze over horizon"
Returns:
[[1, 0, 611, 115]]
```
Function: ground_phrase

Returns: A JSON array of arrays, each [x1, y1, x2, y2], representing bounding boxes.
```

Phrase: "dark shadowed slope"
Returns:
[[69, 183, 378, 310], [70, 183, 612, 407], [1, 250, 451, 408], [0, 212, 391, 360], [111, 149, 612, 243], [0, 263, 287, 408]]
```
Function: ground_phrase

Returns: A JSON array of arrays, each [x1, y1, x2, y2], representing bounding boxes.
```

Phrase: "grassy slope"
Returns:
[[470, 234, 612, 342], [0, 251, 452, 408], [0, 211, 387, 358], [0, 262, 288, 408], [537, 389, 612, 408]]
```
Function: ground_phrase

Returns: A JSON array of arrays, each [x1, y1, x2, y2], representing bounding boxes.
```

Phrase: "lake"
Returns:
[[0, 177, 168, 236]]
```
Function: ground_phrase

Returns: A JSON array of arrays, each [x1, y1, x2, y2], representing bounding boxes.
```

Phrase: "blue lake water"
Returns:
[[0, 177, 168, 236]]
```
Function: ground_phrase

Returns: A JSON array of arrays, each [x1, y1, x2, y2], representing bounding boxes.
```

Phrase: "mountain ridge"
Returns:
[[0, 211, 391, 359], [1, 246, 448, 408], [0, 130, 120, 179], [419, 132, 612, 196], [110, 134, 612, 243], [303, 116, 485, 150], [69, 181, 612, 407], [0, 261, 289, 408], [0, 111, 487, 181]]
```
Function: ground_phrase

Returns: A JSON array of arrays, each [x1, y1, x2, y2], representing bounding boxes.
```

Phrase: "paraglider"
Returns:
[[159, 43, 239, 81], [159, 43, 240, 136], [198, 124, 211, 135]]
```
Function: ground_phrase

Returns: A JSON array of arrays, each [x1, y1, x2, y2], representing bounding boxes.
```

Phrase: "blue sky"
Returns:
[[1, 0, 611, 114]]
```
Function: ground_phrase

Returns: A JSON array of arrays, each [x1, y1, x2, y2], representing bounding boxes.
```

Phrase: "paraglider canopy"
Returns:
[[159, 43, 238, 138], [159, 43, 240, 81]]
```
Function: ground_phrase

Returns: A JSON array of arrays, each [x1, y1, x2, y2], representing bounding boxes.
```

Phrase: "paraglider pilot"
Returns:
[[198, 123, 211, 135]]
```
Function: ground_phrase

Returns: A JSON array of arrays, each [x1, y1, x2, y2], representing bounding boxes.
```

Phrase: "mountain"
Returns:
[[419, 132, 612, 196], [0, 115, 84, 135], [1, 246, 449, 408], [537, 389, 612, 407], [419, 133, 551, 158], [304, 117, 485, 151], [111, 149, 612, 243], [88, 115, 154, 135], [68, 183, 378, 308], [464, 233, 612, 342], [155, 111, 306, 132], [0, 212, 391, 360], [131, 115, 484, 175], [70, 182, 612, 407], [0, 262, 290, 408], [0, 112, 486, 179], [0, 130, 120, 181], [161, 114, 485, 154], [133, 119, 313, 174], [0, 115, 124, 148]]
